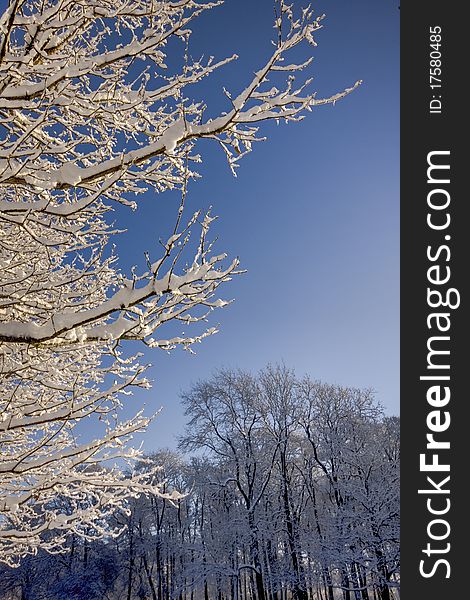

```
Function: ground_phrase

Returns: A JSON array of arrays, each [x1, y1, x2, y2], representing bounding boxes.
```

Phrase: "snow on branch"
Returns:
[[0, 211, 239, 345], [0, 0, 360, 211]]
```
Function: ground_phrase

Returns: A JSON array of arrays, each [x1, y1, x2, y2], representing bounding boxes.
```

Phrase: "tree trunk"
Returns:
[[279, 467, 307, 600], [155, 542, 163, 600], [322, 567, 335, 600], [342, 568, 351, 600], [248, 510, 266, 600], [375, 544, 391, 600], [143, 553, 158, 600], [127, 521, 135, 600]]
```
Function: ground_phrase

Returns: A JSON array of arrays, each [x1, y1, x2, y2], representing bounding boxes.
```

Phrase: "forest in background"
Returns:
[[0, 366, 399, 600]]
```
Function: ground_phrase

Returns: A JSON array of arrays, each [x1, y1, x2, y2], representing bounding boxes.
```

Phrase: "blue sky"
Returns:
[[111, 0, 399, 449]]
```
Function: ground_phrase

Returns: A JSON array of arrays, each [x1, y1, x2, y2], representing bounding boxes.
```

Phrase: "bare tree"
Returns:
[[180, 369, 281, 600], [258, 365, 308, 600]]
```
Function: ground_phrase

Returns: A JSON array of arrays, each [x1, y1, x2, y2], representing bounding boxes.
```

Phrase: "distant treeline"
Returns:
[[0, 366, 399, 600]]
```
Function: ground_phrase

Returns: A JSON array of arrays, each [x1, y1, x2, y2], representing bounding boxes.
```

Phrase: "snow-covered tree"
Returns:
[[0, 0, 360, 565], [180, 369, 280, 600]]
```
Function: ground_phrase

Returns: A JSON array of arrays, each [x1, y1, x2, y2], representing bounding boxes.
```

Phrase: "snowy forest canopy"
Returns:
[[0, 367, 399, 600]]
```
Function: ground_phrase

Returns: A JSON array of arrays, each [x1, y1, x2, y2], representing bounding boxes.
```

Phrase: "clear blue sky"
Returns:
[[112, 0, 399, 449]]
